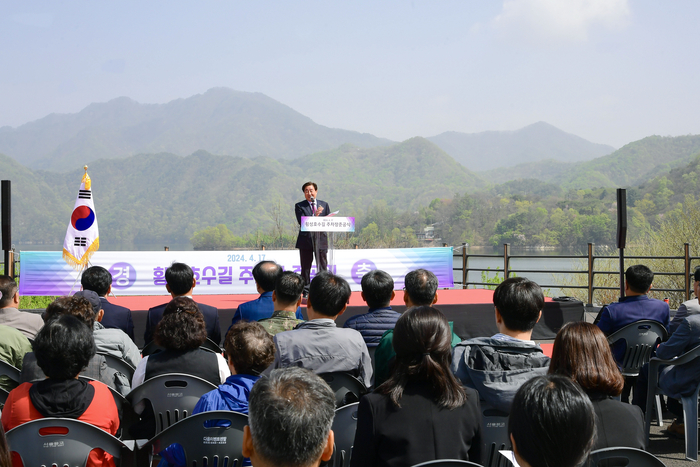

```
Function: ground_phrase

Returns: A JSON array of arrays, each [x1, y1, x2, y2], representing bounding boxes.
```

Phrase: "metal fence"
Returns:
[[454, 242, 699, 306]]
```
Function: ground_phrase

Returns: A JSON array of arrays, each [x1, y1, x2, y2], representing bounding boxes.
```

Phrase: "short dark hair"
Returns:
[[626, 264, 654, 294], [509, 375, 595, 467], [249, 367, 335, 467], [379, 306, 466, 409], [307, 271, 351, 317], [224, 321, 275, 375], [274, 271, 305, 307], [66, 296, 98, 328], [302, 182, 318, 192], [155, 297, 207, 350], [81, 266, 112, 296], [549, 322, 624, 398], [44, 295, 97, 328], [361, 270, 394, 309], [493, 277, 544, 332], [165, 262, 195, 295], [34, 314, 96, 380], [43, 296, 73, 322], [404, 269, 438, 306], [253, 261, 282, 292], [0, 275, 17, 308]]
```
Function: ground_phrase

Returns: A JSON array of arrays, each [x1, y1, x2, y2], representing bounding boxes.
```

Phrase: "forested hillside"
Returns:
[[483, 135, 700, 188], [3, 138, 484, 246]]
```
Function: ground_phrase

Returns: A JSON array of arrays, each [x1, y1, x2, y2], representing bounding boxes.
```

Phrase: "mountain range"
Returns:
[[0, 87, 615, 174], [427, 122, 615, 172], [0, 88, 393, 171]]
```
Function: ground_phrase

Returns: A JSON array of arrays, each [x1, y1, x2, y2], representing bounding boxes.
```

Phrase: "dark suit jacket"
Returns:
[[350, 382, 481, 467], [144, 300, 222, 345], [591, 396, 645, 451], [295, 199, 330, 250], [99, 296, 135, 341], [655, 313, 700, 399]]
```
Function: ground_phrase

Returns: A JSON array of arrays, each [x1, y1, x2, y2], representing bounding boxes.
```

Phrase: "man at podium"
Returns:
[[295, 181, 330, 294]]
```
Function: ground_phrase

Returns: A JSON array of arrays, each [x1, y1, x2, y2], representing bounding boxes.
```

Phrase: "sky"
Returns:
[[1, 1, 699, 149]]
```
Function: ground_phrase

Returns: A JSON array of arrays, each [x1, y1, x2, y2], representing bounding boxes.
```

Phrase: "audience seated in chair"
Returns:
[[144, 262, 221, 345], [157, 320, 276, 467], [374, 269, 449, 386], [508, 375, 595, 467], [595, 264, 670, 363], [0, 324, 32, 393], [1, 314, 120, 467], [230, 261, 304, 333], [670, 268, 700, 334], [130, 297, 229, 439], [258, 271, 306, 336], [343, 269, 400, 349], [81, 265, 135, 341], [0, 275, 44, 340], [451, 277, 550, 412], [133, 296, 229, 390], [20, 296, 128, 395], [549, 322, 645, 450], [350, 306, 481, 467], [632, 312, 700, 437], [242, 367, 335, 467], [271, 271, 372, 387], [73, 290, 141, 369]]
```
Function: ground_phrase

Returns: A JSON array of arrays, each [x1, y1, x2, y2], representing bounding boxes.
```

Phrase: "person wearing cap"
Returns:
[[669, 268, 700, 335], [74, 290, 141, 368], [81, 265, 135, 341]]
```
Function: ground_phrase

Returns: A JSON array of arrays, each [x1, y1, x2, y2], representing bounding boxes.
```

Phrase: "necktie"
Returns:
[[312, 202, 316, 214]]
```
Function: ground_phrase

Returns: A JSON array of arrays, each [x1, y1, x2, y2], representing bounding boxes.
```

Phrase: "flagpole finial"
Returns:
[[84, 165, 88, 171]]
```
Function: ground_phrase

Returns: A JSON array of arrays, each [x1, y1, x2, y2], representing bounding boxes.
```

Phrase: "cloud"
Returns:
[[493, 0, 630, 44]]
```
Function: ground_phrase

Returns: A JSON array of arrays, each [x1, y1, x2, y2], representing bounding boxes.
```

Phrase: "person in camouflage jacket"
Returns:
[[259, 271, 306, 336]]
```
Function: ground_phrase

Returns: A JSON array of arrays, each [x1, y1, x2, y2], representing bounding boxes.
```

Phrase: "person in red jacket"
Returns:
[[1, 314, 119, 467]]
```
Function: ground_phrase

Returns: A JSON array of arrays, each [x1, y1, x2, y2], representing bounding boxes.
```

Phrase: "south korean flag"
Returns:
[[63, 166, 100, 270]]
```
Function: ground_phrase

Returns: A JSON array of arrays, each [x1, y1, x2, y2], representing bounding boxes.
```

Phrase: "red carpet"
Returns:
[[109, 288, 552, 309]]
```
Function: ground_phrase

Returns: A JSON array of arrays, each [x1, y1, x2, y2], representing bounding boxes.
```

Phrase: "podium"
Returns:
[[300, 216, 355, 275]]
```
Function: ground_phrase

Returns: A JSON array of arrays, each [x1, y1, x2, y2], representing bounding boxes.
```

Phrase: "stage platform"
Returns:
[[110, 289, 583, 349]]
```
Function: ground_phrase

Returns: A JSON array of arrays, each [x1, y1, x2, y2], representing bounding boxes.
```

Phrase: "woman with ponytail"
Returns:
[[350, 306, 481, 467]]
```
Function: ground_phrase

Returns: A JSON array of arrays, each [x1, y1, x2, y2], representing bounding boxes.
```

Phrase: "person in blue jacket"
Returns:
[[158, 321, 276, 467]]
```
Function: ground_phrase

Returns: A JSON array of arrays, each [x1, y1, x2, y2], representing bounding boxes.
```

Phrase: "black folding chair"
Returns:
[[330, 402, 359, 467], [141, 338, 221, 357], [137, 410, 247, 466], [318, 372, 368, 407], [6, 417, 134, 467], [589, 447, 666, 467], [98, 352, 137, 381], [607, 320, 668, 377], [480, 400, 511, 467], [411, 460, 483, 467], [126, 373, 218, 436]]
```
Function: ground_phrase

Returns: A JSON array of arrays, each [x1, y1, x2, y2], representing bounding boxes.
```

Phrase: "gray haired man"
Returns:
[[243, 367, 335, 467]]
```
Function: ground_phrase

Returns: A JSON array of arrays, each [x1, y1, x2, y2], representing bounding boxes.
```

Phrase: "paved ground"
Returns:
[[648, 412, 698, 466]]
